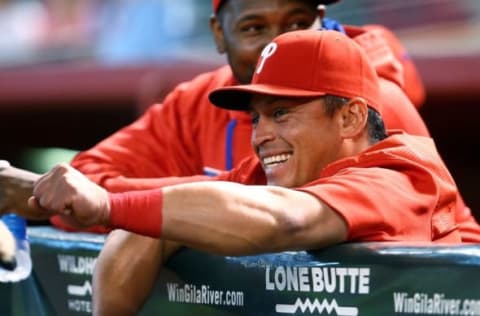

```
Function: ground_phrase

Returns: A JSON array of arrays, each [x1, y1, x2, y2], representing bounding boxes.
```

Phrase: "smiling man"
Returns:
[[30, 30, 462, 256], [2, 1, 462, 314], [250, 95, 352, 188]]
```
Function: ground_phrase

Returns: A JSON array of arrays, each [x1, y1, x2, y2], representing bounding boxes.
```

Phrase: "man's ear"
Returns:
[[210, 15, 226, 54], [338, 97, 369, 138]]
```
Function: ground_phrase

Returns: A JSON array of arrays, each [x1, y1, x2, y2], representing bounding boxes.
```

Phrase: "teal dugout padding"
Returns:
[[2, 226, 480, 316]]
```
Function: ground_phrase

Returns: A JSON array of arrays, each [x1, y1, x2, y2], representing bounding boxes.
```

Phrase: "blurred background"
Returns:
[[0, 0, 479, 216]]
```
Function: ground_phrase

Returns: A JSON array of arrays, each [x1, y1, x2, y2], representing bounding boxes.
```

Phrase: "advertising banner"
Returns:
[[2, 227, 480, 316]]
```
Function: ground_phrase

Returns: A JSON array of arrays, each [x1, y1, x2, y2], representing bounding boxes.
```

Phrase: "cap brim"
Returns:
[[209, 84, 327, 111]]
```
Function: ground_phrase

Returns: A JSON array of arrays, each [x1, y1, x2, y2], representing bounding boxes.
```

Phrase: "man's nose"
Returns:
[[272, 25, 288, 40], [251, 117, 275, 148], [258, 26, 284, 52]]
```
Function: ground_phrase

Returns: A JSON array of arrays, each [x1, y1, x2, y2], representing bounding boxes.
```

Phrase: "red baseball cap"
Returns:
[[212, 0, 340, 14], [209, 29, 383, 114]]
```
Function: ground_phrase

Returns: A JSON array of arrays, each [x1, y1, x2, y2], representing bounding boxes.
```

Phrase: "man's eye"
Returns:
[[273, 108, 287, 119], [240, 24, 264, 34], [250, 113, 259, 125], [287, 19, 315, 31]]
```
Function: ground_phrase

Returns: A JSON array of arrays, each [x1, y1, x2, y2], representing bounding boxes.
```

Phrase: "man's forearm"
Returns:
[[29, 164, 347, 255], [0, 165, 43, 219], [103, 175, 212, 192], [93, 231, 181, 316], [107, 181, 339, 256]]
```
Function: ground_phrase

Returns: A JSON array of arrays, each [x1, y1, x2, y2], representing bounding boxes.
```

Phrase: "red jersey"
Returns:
[[52, 66, 254, 231], [221, 132, 461, 243], [70, 66, 253, 185], [347, 25, 429, 133], [53, 27, 480, 242], [68, 27, 426, 191]]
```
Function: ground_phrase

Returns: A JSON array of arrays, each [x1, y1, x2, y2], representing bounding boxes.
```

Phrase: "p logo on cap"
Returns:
[[256, 43, 277, 74], [209, 29, 383, 115]]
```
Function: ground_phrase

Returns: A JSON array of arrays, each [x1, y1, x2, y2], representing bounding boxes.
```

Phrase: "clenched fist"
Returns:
[[29, 163, 111, 228]]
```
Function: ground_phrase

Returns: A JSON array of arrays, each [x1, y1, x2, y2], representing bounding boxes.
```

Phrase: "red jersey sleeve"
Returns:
[[296, 134, 462, 243], [53, 68, 234, 232], [298, 167, 458, 243], [70, 97, 202, 192]]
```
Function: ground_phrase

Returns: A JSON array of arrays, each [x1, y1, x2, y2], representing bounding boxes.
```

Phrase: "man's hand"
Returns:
[[0, 160, 43, 219], [29, 163, 111, 228], [0, 220, 16, 271]]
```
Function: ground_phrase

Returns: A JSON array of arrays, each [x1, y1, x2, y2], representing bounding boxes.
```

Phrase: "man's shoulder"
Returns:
[[363, 132, 449, 174], [367, 132, 436, 157], [321, 132, 438, 177], [156, 65, 236, 117], [343, 24, 396, 39]]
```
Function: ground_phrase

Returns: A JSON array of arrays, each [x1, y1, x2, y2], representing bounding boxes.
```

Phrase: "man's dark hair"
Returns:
[[323, 95, 387, 143], [215, 1, 227, 21]]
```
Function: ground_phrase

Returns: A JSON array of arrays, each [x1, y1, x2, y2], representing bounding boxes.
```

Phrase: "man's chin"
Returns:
[[235, 69, 255, 85]]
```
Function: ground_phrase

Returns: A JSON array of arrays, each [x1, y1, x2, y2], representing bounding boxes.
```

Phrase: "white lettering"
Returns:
[[67, 299, 92, 313], [286, 267, 298, 291], [298, 267, 310, 292], [311, 267, 323, 292], [265, 266, 370, 294], [166, 283, 243, 307], [275, 266, 287, 291], [358, 268, 370, 294], [265, 266, 275, 290], [347, 268, 358, 293], [324, 267, 336, 293], [167, 283, 177, 301], [57, 255, 97, 275], [392, 292, 468, 314], [256, 42, 277, 74], [336, 268, 347, 293]]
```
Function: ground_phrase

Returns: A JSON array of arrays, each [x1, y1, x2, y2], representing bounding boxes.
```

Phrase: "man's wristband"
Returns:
[[108, 189, 163, 238]]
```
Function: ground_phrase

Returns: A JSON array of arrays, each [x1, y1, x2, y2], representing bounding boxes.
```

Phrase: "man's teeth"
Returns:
[[263, 154, 291, 166]]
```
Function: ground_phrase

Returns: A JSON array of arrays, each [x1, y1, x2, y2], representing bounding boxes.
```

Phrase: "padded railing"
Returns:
[[2, 226, 480, 316]]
